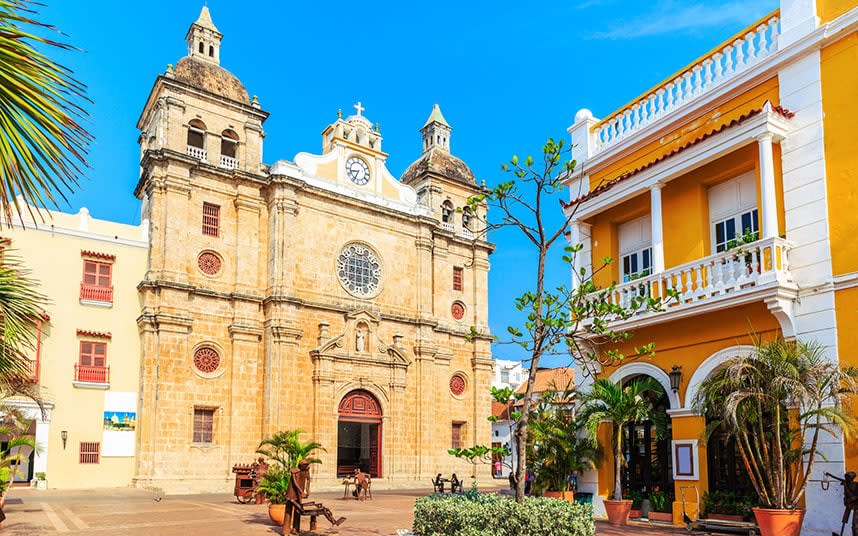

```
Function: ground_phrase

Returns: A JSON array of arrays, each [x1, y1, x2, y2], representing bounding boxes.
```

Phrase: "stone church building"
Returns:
[[133, 7, 494, 492]]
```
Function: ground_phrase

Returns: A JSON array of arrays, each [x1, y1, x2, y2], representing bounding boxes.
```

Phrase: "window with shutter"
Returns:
[[79, 442, 100, 464], [202, 203, 220, 237], [453, 267, 463, 291]]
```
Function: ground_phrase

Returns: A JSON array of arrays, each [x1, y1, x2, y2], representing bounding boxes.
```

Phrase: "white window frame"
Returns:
[[708, 172, 759, 254], [618, 215, 652, 283]]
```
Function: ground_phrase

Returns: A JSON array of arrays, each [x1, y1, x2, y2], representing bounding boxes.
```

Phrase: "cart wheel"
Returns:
[[685, 522, 693, 533], [236, 490, 254, 504]]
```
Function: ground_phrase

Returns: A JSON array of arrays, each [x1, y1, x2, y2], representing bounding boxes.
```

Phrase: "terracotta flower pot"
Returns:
[[604, 499, 633, 526], [752, 507, 805, 536], [543, 491, 575, 503], [268, 503, 286, 525]]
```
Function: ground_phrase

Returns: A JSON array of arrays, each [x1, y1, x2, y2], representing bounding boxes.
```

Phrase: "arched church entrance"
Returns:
[[621, 376, 673, 498], [337, 390, 382, 478]]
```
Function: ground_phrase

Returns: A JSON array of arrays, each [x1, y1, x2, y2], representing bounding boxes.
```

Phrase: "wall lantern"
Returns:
[[61, 430, 68, 450], [669, 366, 682, 393]]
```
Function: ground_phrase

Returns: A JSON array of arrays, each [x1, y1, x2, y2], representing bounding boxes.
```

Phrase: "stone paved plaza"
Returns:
[[1, 487, 699, 535]]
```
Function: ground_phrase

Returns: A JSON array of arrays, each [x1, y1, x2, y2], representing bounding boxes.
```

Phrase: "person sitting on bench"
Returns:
[[284, 459, 346, 535]]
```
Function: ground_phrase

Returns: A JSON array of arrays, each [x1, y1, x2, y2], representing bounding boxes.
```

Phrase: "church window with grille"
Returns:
[[202, 203, 220, 237], [79, 441, 100, 464], [453, 267, 463, 291], [336, 243, 382, 297], [451, 422, 466, 449], [193, 408, 215, 443]]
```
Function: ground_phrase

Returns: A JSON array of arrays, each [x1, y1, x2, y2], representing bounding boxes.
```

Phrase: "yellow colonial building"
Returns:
[[565, 1, 858, 534], [131, 7, 494, 492], [3, 205, 148, 489]]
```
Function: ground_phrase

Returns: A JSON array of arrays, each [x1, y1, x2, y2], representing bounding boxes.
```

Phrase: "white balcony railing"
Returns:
[[592, 14, 780, 154], [460, 228, 474, 239], [605, 236, 791, 314], [441, 221, 454, 233], [187, 146, 207, 161], [220, 155, 238, 169]]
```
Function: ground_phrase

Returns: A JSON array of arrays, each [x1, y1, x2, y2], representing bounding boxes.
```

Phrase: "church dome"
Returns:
[[401, 147, 475, 185], [172, 56, 249, 104]]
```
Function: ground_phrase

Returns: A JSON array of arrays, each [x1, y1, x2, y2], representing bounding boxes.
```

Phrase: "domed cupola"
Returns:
[[402, 104, 475, 185]]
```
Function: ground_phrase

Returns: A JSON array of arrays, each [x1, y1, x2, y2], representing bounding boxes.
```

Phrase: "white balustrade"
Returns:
[[603, 237, 791, 316], [220, 155, 239, 169], [187, 145, 206, 161], [441, 222, 454, 233], [460, 228, 474, 240], [592, 15, 780, 154]]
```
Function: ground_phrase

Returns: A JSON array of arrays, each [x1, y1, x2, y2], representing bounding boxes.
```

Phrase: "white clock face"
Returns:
[[346, 157, 370, 185]]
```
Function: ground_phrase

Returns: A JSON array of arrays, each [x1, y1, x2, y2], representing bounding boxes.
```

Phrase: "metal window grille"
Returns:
[[202, 203, 220, 237], [79, 441, 100, 464], [453, 267, 463, 291], [193, 408, 214, 443]]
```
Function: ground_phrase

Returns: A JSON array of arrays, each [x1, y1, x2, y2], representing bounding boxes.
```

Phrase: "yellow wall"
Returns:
[[5, 207, 148, 488], [819, 0, 858, 22], [822, 33, 858, 276], [589, 77, 780, 188], [587, 194, 649, 287]]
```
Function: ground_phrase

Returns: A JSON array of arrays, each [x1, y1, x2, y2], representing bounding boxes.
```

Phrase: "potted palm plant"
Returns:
[[694, 339, 858, 536], [578, 377, 664, 525], [255, 430, 324, 525], [528, 389, 599, 503]]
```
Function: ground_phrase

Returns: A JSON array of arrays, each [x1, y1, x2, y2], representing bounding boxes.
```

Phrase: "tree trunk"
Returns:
[[614, 424, 622, 501]]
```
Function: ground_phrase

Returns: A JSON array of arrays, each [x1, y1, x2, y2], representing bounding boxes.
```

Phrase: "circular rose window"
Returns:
[[198, 251, 222, 276], [193, 346, 220, 374], [336, 243, 382, 297], [450, 374, 466, 396], [451, 301, 465, 320]]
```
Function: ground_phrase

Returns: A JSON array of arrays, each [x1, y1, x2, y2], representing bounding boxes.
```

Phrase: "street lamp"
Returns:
[[669, 366, 682, 393], [61, 430, 68, 450]]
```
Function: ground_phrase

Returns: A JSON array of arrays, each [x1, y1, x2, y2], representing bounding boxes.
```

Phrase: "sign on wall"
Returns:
[[102, 392, 137, 457]]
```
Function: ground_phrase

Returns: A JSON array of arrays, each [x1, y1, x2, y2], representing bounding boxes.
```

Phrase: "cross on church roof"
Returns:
[[354, 101, 365, 116]]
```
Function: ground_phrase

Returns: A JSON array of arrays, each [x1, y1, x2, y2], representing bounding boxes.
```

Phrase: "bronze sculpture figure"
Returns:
[[825, 471, 858, 536]]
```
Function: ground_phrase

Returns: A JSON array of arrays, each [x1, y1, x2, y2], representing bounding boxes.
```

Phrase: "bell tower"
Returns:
[[185, 6, 222, 64], [421, 104, 452, 153]]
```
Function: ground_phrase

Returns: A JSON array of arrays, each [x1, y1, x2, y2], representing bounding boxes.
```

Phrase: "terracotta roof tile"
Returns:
[[515, 367, 575, 396]]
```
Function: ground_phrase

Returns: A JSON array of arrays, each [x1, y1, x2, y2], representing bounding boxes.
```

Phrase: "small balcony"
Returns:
[[219, 155, 238, 169], [460, 228, 474, 240], [187, 145, 207, 161], [80, 283, 113, 305], [440, 221, 454, 233], [74, 364, 110, 386], [598, 236, 796, 332]]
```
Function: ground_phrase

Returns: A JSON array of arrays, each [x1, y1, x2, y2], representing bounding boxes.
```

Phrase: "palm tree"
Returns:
[[693, 339, 858, 510], [0, 0, 91, 226], [0, 251, 47, 404], [578, 377, 665, 501], [256, 430, 325, 470], [0, 1, 89, 402]]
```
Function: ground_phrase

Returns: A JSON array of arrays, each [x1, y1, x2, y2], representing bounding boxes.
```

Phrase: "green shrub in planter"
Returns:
[[412, 493, 594, 536]]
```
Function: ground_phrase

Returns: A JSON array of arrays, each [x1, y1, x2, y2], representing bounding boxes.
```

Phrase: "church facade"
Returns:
[[132, 7, 494, 492]]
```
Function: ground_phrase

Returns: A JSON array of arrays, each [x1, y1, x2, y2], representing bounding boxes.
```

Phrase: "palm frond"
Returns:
[[0, 0, 91, 227]]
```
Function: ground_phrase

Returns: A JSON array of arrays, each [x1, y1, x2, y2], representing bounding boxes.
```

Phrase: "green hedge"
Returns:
[[412, 493, 595, 536]]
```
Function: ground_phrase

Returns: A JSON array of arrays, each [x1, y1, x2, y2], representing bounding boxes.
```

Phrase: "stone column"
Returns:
[[757, 133, 779, 240], [668, 412, 708, 525], [413, 341, 438, 479], [233, 191, 261, 295], [471, 352, 494, 481], [227, 324, 263, 469]]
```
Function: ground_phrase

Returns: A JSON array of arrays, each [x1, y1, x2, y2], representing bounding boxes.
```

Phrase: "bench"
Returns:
[[285, 499, 320, 532]]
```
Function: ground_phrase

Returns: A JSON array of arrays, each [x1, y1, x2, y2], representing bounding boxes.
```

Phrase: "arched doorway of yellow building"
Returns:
[[621, 376, 673, 500], [336, 390, 382, 478]]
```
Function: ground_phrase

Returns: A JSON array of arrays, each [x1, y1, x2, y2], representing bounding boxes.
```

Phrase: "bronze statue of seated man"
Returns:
[[284, 459, 345, 535]]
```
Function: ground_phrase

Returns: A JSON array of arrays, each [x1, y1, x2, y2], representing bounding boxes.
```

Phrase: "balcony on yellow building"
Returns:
[[74, 364, 110, 386]]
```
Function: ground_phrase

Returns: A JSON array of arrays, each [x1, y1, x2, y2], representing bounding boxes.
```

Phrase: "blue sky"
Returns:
[[40, 0, 777, 366]]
